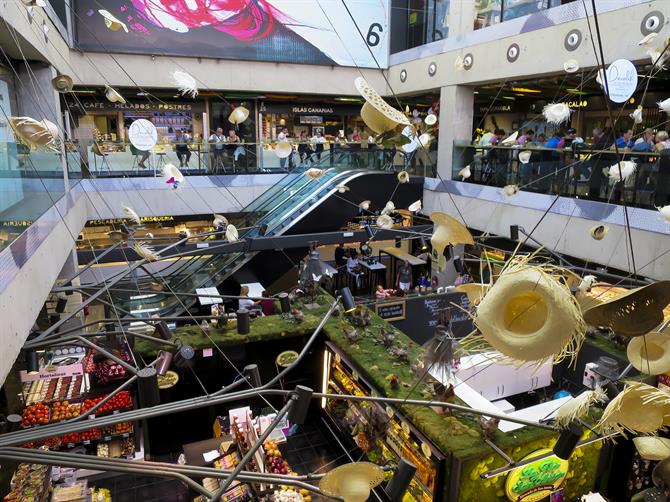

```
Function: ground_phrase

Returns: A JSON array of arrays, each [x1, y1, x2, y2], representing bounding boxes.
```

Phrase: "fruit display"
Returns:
[[3, 461, 49, 501], [80, 390, 133, 415], [97, 443, 110, 457], [263, 440, 292, 475], [51, 401, 81, 421], [60, 433, 81, 445], [95, 359, 129, 385], [120, 437, 135, 457], [21, 403, 50, 427], [81, 429, 102, 442], [52, 481, 88, 502], [100, 422, 133, 436], [273, 489, 304, 502]]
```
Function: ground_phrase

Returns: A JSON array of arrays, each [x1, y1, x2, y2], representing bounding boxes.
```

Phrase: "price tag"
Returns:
[[89, 414, 95, 419], [401, 422, 410, 435], [104, 436, 111, 442], [421, 442, 432, 458], [83, 440, 90, 445], [67, 443, 74, 448], [113, 410, 119, 415], [122, 433, 129, 438]]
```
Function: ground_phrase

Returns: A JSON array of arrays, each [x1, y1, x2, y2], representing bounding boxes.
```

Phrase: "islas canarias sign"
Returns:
[[505, 449, 569, 501]]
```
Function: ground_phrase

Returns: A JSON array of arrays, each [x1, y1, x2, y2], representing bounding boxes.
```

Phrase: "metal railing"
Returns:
[[452, 142, 670, 208]]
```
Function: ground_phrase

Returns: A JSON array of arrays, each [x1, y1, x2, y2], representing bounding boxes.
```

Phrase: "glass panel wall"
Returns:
[[474, 0, 569, 30], [391, 0, 451, 53]]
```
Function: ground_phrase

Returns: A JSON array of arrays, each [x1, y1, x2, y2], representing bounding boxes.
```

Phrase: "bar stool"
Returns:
[[91, 142, 111, 176]]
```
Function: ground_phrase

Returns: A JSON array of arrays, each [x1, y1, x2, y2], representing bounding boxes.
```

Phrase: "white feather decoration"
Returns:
[[554, 388, 606, 427], [173, 70, 198, 98], [630, 106, 643, 124], [225, 224, 239, 242], [607, 161, 637, 181], [213, 214, 228, 228], [647, 46, 668, 69], [305, 168, 325, 179], [359, 200, 371, 211], [638, 32, 658, 46], [162, 163, 184, 188], [453, 56, 464, 71], [134, 242, 159, 262], [658, 97, 670, 114], [458, 165, 471, 180], [397, 171, 410, 184], [500, 131, 518, 146], [563, 59, 580, 73], [123, 206, 141, 225], [657, 205, 670, 223], [408, 200, 422, 213], [335, 183, 349, 193], [502, 184, 519, 197], [542, 103, 571, 125], [376, 214, 393, 229], [595, 69, 605, 88], [578, 275, 598, 293], [381, 201, 395, 215], [518, 151, 532, 164]]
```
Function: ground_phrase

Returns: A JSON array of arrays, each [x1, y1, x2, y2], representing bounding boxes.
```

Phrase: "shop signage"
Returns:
[[129, 119, 158, 150], [562, 100, 588, 108], [375, 300, 406, 321], [603, 59, 638, 103], [300, 116, 324, 125], [479, 105, 512, 113], [20, 363, 84, 383], [65, 99, 204, 113], [88, 216, 175, 226], [505, 449, 569, 502], [261, 103, 360, 116]]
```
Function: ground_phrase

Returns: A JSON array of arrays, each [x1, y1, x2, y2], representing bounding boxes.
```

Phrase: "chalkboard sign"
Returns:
[[372, 292, 474, 345], [375, 301, 406, 321]]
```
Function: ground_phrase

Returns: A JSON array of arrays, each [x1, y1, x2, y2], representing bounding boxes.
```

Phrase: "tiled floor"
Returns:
[[90, 415, 344, 501]]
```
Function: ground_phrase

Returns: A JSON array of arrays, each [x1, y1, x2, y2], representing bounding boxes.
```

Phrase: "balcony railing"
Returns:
[[452, 142, 670, 209]]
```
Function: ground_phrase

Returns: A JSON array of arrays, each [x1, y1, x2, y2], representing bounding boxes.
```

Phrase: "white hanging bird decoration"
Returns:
[[335, 183, 349, 193], [500, 131, 518, 146], [630, 106, 643, 124], [458, 165, 471, 180], [518, 151, 532, 164], [543, 103, 571, 125], [647, 46, 668, 69], [225, 224, 239, 242], [638, 32, 658, 46], [454, 56, 464, 71], [213, 214, 228, 228], [397, 171, 410, 183], [305, 168, 325, 180], [657, 205, 670, 223], [162, 163, 184, 189], [359, 200, 371, 211], [578, 275, 598, 293], [408, 200, 422, 213], [607, 161, 636, 182], [424, 113, 437, 126], [658, 98, 670, 114], [563, 59, 580, 73], [595, 69, 606, 88], [173, 70, 198, 98], [502, 184, 519, 197], [123, 206, 141, 225], [554, 388, 606, 427], [376, 214, 393, 229], [381, 201, 395, 215], [134, 242, 159, 262]]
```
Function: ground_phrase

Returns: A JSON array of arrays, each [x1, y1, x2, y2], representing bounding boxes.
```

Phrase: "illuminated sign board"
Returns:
[[505, 449, 569, 502]]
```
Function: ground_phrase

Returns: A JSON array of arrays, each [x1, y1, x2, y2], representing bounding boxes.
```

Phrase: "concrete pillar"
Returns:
[[436, 85, 474, 180], [446, 1, 476, 38], [16, 62, 61, 126]]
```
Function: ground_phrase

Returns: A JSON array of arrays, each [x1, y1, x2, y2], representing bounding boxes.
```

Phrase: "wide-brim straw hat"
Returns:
[[105, 85, 126, 104], [453, 283, 488, 306], [653, 457, 670, 487], [519, 151, 532, 164], [51, 74, 73, 93], [627, 331, 670, 374], [474, 265, 586, 362], [225, 224, 239, 242], [228, 106, 249, 125], [355, 77, 410, 132], [319, 462, 385, 502], [424, 113, 437, 126], [98, 9, 128, 32], [360, 101, 398, 135], [597, 381, 670, 435], [430, 212, 474, 255], [274, 141, 293, 159], [583, 281, 670, 337], [634, 436, 670, 461], [9, 116, 57, 146]]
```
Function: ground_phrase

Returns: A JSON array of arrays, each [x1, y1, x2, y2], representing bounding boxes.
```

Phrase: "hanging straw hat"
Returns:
[[225, 224, 239, 242], [376, 214, 393, 229], [553, 388, 606, 427], [429, 212, 474, 255], [589, 225, 608, 240], [424, 113, 437, 126], [319, 462, 385, 502], [397, 171, 410, 183], [627, 332, 670, 374], [275, 141, 293, 159], [9, 116, 57, 147], [453, 283, 487, 306], [597, 381, 670, 435], [563, 59, 580, 73], [305, 168, 325, 180], [583, 281, 670, 337], [408, 200, 421, 213], [228, 106, 249, 124], [105, 85, 126, 104], [360, 101, 398, 135], [518, 151, 532, 164], [634, 437, 670, 461], [51, 74, 73, 93], [471, 264, 586, 363], [98, 9, 128, 32], [355, 77, 410, 135]]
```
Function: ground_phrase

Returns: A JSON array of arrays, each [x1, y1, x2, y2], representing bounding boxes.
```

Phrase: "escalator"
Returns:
[[104, 167, 410, 317]]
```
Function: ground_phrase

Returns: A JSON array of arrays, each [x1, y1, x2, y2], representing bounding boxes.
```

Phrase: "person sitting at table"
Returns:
[[258, 290, 275, 316], [238, 285, 256, 311], [375, 285, 396, 299], [615, 128, 634, 150], [418, 270, 431, 289], [398, 260, 412, 292], [633, 128, 655, 152], [347, 249, 364, 289], [174, 129, 191, 167]]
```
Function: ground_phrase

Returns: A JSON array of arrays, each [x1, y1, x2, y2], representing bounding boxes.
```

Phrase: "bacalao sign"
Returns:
[[505, 449, 569, 501]]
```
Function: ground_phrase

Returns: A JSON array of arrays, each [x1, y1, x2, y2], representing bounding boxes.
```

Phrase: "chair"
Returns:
[[129, 144, 150, 173], [91, 142, 111, 176]]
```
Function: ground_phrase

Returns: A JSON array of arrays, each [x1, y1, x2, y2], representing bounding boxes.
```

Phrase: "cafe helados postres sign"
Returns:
[[504, 449, 569, 501]]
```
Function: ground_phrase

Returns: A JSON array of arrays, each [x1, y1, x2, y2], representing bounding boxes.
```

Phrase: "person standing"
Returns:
[[209, 127, 226, 173], [174, 129, 191, 167], [278, 128, 293, 170], [397, 260, 412, 292], [516, 129, 535, 146], [311, 130, 325, 164]]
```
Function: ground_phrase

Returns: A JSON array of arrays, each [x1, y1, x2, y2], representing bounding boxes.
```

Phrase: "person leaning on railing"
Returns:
[[208, 128, 226, 173]]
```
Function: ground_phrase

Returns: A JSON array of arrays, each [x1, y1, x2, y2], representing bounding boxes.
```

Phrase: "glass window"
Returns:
[[475, 0, 502, 30], [428, 0, 450, 42], [391, 0, 451, 53], [475, 0, 553, 29]]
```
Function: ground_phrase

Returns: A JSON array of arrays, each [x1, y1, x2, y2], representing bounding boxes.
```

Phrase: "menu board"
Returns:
[[375, 301, 406, 321]]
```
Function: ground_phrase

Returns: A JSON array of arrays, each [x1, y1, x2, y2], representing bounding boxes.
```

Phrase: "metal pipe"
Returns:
[[212, 396, 296, 500], [484, 438, 515, 464], [76, 286, 276, 301], [209, 374, 249, 397], [67, 375, 138, 422], [71, 336, 137, 374], [54, 241, 123, 286]]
